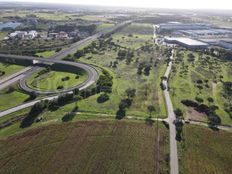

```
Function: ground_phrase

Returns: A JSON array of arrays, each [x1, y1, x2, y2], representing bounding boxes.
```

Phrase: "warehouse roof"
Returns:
[[165, 37, 208, 46]]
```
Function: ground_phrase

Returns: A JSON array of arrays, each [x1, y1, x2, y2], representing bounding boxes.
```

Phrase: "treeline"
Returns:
[[205, 48, 232, 61], [181, 99, 221, 125], [137, 61, 152, 76], [222, 81, 232, 118], [20, 93, 74, 128], [116, 88, 136, 120], [117, 48, 134, 64], [96, 69, 113, 93]]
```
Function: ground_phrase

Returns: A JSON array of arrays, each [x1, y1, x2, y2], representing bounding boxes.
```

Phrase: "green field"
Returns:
[[26, 70, 88, 91], [169, 50, 232, 125], [36, 50, 56, 58], [73, 23, 167, 118], [0, 32, 8, 40], [178, 125, 232, 174], [0, 62, 24, 80], [96, 23, 115, 32], [79, 15, 110, 22], [0, 89, 29, 111], [0, 120, 169, 174]]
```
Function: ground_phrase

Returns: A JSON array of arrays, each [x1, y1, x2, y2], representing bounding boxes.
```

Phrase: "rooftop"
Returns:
[[165, 37, 208, 46]]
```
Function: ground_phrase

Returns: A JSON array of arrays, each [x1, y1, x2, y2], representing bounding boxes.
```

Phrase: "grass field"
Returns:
[[26, 70, 88, 91], [0, 89, 29, 111], [36, 50, 56, 58], [79, 15, 110, 22], [96, 23, 115, 32], [72, 23, 167, 118], [178, 125, 232, 174], [169, 50, 232, 125], [0, 32, 7, 40], [0, 62, 24, 80], [0, 120, 169, 174]]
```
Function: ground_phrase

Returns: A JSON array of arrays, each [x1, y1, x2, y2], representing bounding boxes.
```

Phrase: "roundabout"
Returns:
[[0, 54, 99, 95]]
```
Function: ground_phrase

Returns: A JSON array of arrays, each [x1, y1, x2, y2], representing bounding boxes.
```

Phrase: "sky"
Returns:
[[7, 0, 232, 9]]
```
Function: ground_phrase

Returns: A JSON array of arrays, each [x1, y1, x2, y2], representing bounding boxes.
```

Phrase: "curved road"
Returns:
[[0, 21, 131, 94], [0, 21, 132, 117], [0, 54, 98, 94]]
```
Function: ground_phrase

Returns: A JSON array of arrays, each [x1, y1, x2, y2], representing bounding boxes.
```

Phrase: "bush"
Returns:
[[96, 70, 113, 93], [207, 97, 214, 103], [174, 108, 183, 118], [181, 99, 199, 107], [61, 76, 70, 81], [97, 93, 110, 103], [195, 96, 204, 103], [196, 79, 203, 84], [57, 86, 64, 90]]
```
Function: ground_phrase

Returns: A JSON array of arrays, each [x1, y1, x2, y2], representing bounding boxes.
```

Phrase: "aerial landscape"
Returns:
[[0, 0, 231, 174]]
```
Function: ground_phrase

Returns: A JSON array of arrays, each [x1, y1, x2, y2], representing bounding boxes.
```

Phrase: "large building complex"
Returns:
[[164, 37, 208, 49], [155, 22, 232, 50], [154, 22, 211, 34]]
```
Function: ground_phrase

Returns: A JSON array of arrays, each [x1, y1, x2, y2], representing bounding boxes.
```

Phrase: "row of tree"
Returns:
[[116, 88, 136, 120], [181, 99, 221, 125]]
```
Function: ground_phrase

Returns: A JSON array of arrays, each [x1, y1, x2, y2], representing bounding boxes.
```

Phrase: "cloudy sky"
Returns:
[[9, 0, 232, 9]]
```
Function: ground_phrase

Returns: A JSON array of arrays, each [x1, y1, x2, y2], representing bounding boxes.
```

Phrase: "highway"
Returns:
[[0, 67, 32, 90], [162, 49, 179, 174], [0, 92, 73, 118], [0, 20, 131, 94], [0, 21, 131, 117], [0, 54, 99, 94]]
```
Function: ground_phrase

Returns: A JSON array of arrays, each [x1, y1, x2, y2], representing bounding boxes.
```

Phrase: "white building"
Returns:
[[9, 30, 38, 39]]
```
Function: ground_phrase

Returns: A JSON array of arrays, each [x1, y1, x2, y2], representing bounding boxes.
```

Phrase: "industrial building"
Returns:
[[179, 29, 232, 38], [199, 38, 232, 50], [155, 22, 232, 51], [164, 37, 208, 49], [154, 22, 211, 34]]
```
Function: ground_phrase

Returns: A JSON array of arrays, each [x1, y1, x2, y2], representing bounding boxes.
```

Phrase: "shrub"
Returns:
[[181, 99, 199, 107], [195, 96, 204, 103], [97, 93, 110, 103]]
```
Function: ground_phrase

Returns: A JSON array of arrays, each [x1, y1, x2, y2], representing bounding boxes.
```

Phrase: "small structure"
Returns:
[[58, 31, 68, 39], [48, 31, 69, 39], [25, 30, 38, 39], [164, 37, 208, 49], [48, 32, 58, 38]]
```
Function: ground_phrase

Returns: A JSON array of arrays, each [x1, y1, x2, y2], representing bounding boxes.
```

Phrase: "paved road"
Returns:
[[0, 21, 131, 94], [0, 92, 73, 118], [162, 49, 179, 174], [0, 21, 131, 117], [0, 67, 32, 90], [0, 54, 98, 95]]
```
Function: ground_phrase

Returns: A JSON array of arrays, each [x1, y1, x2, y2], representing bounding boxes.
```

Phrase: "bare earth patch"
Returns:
[[0, 120, 169, 174], [187, 107, 207, 122]]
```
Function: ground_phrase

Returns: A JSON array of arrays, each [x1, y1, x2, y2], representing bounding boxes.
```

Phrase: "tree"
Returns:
[[29, 91, 37, 100], [97, 93, 110, 103], [207, 97, 214, 103], [147, 105, 155, 118], [195, 96, 204, 103], [174, 108, 183, 119], [125, 88, 136, 99], [187, 53, 195, 62]]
